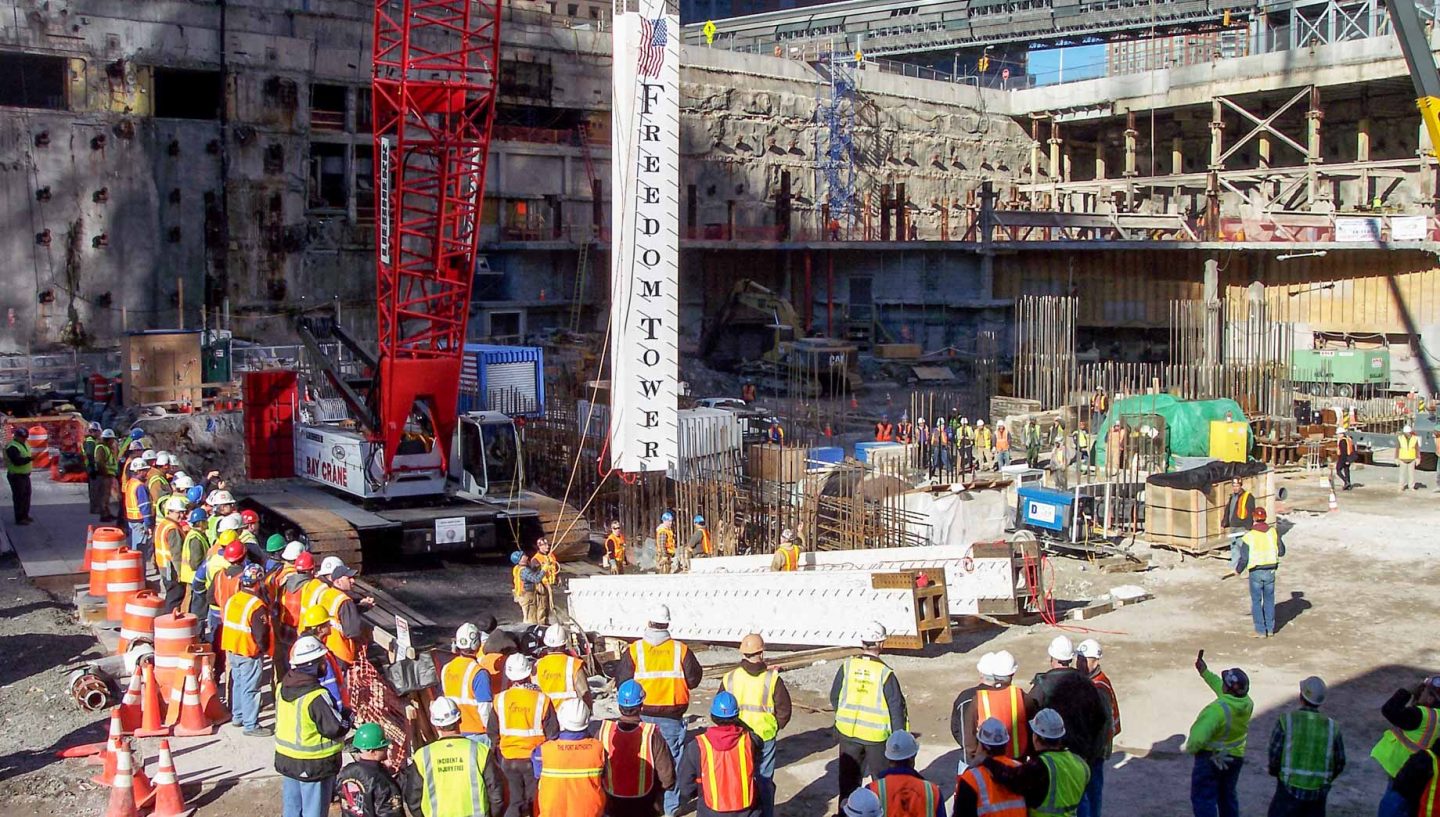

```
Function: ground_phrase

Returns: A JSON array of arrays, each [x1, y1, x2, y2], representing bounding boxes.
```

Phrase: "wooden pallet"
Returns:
[[1144, 533, 1235, 558]]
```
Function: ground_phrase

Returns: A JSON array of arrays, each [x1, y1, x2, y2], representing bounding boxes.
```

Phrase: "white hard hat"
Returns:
[[556, 698, 591, 732], [842, 787, 882, 817], [171, 474, 194, 491], [128, 458, 148, 472], [429, 696, 462, 728], [884, 730, 919, 761], [976, 652, 996, 677], [1405, 425, 1414, 434], [100, 428, 116, 439], [454, 622, 481, 652], [1030, 708, 1067, 740], [977, 420, 985, 426], [504, 653, 533, 681], [859, 621, 887, 645], [154, 452, 172, 467], [141, 450, 158, 463], [217, 513, 244, 533], [780, 528, 795, 543], [990, 650, 1018, 678], [647, 604, 671, 626], [1048, 635, 1076, 662], [290, 636, 328, 666], [543, 624, 567, 648], [282, 541, 305, 561], [163, 496, 188, 514], [88, 421, 102, 432], [977, 716, 1011, 748], [210, 490, 235, 505], [317, 555, 345, 578], [1076, 639, 1102, 660], [1300, 676, 1328, 706]]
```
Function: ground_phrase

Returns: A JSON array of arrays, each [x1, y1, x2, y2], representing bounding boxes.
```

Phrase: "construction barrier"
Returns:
[[151, 613, 199, 699], [105, 548, 145, 621], [119, 590, 163, 653], [89, 527, 126, 597]]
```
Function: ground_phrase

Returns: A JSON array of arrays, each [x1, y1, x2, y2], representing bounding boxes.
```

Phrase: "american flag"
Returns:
[[637, 17, 667, 78]]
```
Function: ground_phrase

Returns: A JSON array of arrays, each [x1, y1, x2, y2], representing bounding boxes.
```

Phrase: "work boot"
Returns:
[[243, 726, 274, 737]]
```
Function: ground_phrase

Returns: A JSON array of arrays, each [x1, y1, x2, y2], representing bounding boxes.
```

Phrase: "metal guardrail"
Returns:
[[0, 351, 121, 395]]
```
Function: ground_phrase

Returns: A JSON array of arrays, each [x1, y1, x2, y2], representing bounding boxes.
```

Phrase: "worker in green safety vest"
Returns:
[[980, 707, 1090, 816], [1185, 651, 1253, 817], [1374, 676, 1440, 817], [830, 621, 908, 808], [5, 426, 34, 525], [275, 635, 351, 817], [1267, 676, 1346, 816]]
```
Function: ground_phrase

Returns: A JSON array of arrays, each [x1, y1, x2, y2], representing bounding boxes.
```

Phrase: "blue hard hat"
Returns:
[[510, 551, 523, 565], [693, 515, 705, 525], [661, 511, 674, 522], [188, 508, 207, 525], [129, 428, 144, 440], [617, 680, 646, 708], [186, 485, 205, 504], [239, 564, 264, 586], [711, 691, 739, 719]]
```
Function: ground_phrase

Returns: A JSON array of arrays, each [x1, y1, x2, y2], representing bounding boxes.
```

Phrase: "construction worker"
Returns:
[[480, 615, 519, 695], [951, 651, 1028, 767], [192, 539, 246, 645], [720, 633, 792, 817], [844, 788, 883, 817], [1090, 387, 1109, 431], [1267, 676, 1345, 817], [686, 514, 714, 562], [676, 691, 763, 817], [275, 636, 351, 817], [1050, 434, 1072, 490], [1398, 424, 1421, 490], [336, 723, 404, 817], [930, 416, 951, 479], [444, 622, 496, 744], [1073, 425, 1092, 473], [982, 709, 1089, 817], [1185, 652, 1252, 817], [239, 508, 268, 565], [896, 414, 912, 444], [82, 422, 102, 515], [767, 421, 784, 444], [93, 428, 118, 522], [268, 541, 305, 676], [771, 528, 801, 571], [600, 680, 676, 817], [207, 490, 238, 541], [153, 496, 189, 613], [298, 605, 349, 711], [975, 420, 994, 472], [123, 457, 153, 555], [655, 512, 678, 575], [533, 699, 605, 817], [957, 417, 975, 473], [994, 421, 1011, 469], [536, 624, 589, 707], [612, 604, 703, 817], [222, 564, 273, 737], [1027, 636, 1112, 790], [876, 415, 894, 442], [1023, 419, 1042, 467], [279, 549, 316, 675], [146, 453, 172, 527], [532, 538, 559, 625], [1373, 676, 1440, 817], [488, 654, 558, 817], [1076, 640, 1119, 817], [404, 697, 508, 817], [513, 551, 544, 625], [604, 520, 627, 574], [177, 508, 210, 614], [741, 382, 757, 403], [863, 731, 943, 817], [312, 556, 369, 667], [1231, 506, 1284, 638], [954, 718, 1026, 817], [1104, 421, 1128, 478], [832, 622, 908, 805], [1224, 479, 1256, 532], [1336, 429, 1357, 491]]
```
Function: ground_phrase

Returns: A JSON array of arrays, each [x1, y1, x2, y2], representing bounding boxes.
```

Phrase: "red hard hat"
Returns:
[[295, 551, 315, 571], [1253, 507, 1267, 521], [222, 541, 245, 562], [240, 509, 259, 525]]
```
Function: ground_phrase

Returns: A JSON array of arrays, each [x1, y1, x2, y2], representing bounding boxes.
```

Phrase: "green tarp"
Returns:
[[1094, 395, 1250, 467]]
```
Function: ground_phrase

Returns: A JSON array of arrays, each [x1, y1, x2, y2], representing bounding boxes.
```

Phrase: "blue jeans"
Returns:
[[1192, 754, 1243, 817], [643, 715, 686, 815], [1078, 757, 1104, 817], [1249, 569, 1277, 635], [228, 653, 263, 730], [282, 775, 334, 817], [758, 737, 777, 817], [129, 521, 153, 567], [1378, 778, 1408, 817], [998, 449, 1011, 468], [464, 733, 492, 748]]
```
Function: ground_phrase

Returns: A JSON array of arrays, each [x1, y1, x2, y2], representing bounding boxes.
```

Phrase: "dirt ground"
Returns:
[[4, 462, 1438, 816]]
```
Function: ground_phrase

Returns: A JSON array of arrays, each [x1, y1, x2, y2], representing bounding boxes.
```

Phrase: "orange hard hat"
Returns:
[[1253, 507, 1267, 521], [222, 541, 245, 562]]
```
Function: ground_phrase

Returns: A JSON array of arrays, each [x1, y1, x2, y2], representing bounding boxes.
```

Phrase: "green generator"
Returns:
[[202, 330, 233, 384], [1291, 348, 1390, 397]]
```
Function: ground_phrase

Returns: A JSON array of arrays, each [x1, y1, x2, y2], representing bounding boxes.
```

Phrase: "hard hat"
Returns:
[[557, 699, 591, 732], [454, 622, 482, 652], [1253, 507, 1267, 521], [1300, 676, 1327, 706], [842, 787, 882, 817], [100, 429, 116, 439], [739, 633, 765, 656], [282, 541, 305, 561], [990, 650, 1018, 677], [239, 564, 264, 587], [142, 450, 158, 463], [977, 717, 1011, 748], [429, 696, 462, 728], [510, 551, 523, 565], [710, 691, 740, 719], [217, 513, 243, 533], [186, 485, 205, 504], [1048, 635, 1075, 662], [88, 421, 102, 433], [294, 551, 315, 572], [240, 509, 259, 526], [187, 508, 207, 525], [647, 604, 671, 626], [661, 511, 674, 522], [317, 556, 344, 577], [1076, 639, 1102, 660], [884, 730, 919, 761], [127, 440, 143, 452], [504, 653, 533, 681], [264, 533, 286, 553], [961, 417, 969, 424], [1029, 708, 1066, 741], [535, 537, 549, 549], [128, 458, 148, 472], [129, 428, 144, 440], [977, 419, 985, 426], [543, 624, 566, 648], [976, 652, 996, 677], [1405, 425, 1414, 433], [290, 636, 328, 666], [164, 496, 188, 514], [610, 520, 622, 529], [300, 606, 330, 630], [222, 541, 245, 562], [171, 474, 194, 491], [155, 452, 171, 467], [617, 680, 646, 708], [859, 621, 887, 645], [1223, 667, 1250, 694], [216, 530, 238, 547], [780, 528, 795, 543], [352, 722, 390, 751], [211, 490, 235, 506], [11, 427, 26, 439], [694, 514, 705, 525]]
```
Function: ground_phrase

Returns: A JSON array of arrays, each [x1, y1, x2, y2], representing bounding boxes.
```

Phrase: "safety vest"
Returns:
[[320, 585, 358, 664], [1400, 434, 1421, 462], [536, 653, 583, 704], [977, 686, 1029, 759], [203, 554, 238, 609], [267, 564, 296, 618], [1339, 437, 1356, 458], [147, 472, 169, 511], [95, 443, 116, 476], [280, 573, 310, 629], [1372, 706, 1438, 777], [275, 687, 342, 762], [1034, 750, 1090, 817], [1279, 709, 1338, 791], [178, 527, 208, 584], [495, 686, 551, 760], [1200, 697, 1251, 757], [1232, 491, 1252, 521], [996, 426, 1010, 451], [302, 577, 329, 611], [697, 528, 713, 556], [1242, 527, 1279, 571], [1092, 670, 1121, 739], [834, 656, 895, 743], [153, 518, 181, 570], [958, 756, 1026, 817], [411, 736, 493, 817], [206, 515, 222, 542], [977, 428, 994, 449], [656, 527, 676, 555], [82, 437, 97, 472], [775, 544, 799, 572], [722, 666, 780, 741], [535, 553, 558, 586], [1424, 751, 1440, 817], [605, 533, 626, 562], [512, 565, 526, 596], [695, 731, 756, 813], [599, 720, 658, 798], [441, 655, 490, 735], [867, 773, 940, 817], [537, 737, 606, 817], [5, 440, 31, 476], [479, 652, 507, 696], [876, 422, 893, 442], [628, 639, 691, 707], [1075, 430, 1091, 449], [124, 478, 146, 521], [220, 590, 265, 657], [1093, 394, 1109, 414]]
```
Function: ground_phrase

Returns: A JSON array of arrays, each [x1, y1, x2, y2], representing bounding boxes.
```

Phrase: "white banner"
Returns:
[[1334, 216, 1382, 243], [1391, 215, 1429, 242], [610, 0, 679, 473]]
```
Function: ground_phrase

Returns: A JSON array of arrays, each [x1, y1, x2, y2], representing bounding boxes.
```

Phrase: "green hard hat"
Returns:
[[352, 722, 389, 751], [265, 533, 287, 553]]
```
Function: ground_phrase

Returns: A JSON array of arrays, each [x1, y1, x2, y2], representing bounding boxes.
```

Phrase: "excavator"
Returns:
[[699, 279, 859, 396]]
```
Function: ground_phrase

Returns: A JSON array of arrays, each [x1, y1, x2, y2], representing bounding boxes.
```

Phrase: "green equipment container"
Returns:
[[1291, 348, 1389, 396], [202, 330, 233, 383]]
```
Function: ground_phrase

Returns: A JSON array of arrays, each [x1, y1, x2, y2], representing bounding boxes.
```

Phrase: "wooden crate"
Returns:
[[1145, 471, 1275, 543], [123, 331, 203, 407], [748, 444, 806, 483], [990, 397, 1042, 421]]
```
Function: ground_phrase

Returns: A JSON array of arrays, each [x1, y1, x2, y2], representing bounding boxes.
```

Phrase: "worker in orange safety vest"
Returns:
[[443, 622, 496, 744], [951, 650, 1029, 766], [770, 528, 801, 572], [220, 564, 272, 737], [486, 654, 558, 817], [600, 680, 677, 817], [613, 604, 703, 816], [954, 718, 1027, 817], [865, 731, 944, 817], [535, 624, 589, 707], [532, 699, 605, 817], [677, 691, 762, 817]]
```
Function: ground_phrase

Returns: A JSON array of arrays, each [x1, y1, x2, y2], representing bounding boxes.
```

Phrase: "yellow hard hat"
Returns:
[[300, 606, 330, 630], [216, 530, 239, 546]]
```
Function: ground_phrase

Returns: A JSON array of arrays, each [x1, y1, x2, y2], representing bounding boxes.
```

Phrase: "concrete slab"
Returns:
[[127, 717, 282, 786], [0, 476, 101, 592]]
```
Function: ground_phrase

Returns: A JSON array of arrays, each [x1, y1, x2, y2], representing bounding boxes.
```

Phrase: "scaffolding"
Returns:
[[813, 48, 859, 237]]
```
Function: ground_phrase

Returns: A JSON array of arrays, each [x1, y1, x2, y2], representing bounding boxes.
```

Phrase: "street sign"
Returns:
[[702, 20, 716, 45]]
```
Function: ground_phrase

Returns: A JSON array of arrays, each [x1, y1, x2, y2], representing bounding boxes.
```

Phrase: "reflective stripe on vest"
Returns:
[[959, 759, 1026, 817], [776, 545, 799, 571], [696, 731, 756, 812], [220, 592, 264, 657], [322, 586, 357, 664], [511, 565, 524, 597], [496, 687, 550, 759], [1242, 528, 1279, 571], [657, 528, 676, 554], [1235, 491, 1251, 520], [124, 478, 145, 520], [1372, 707, 1439, 777], [178, 529, 208, 584], [722, 667, 779, 741], [537, 737, 605, 817], [443, 656, 490, 735], [599, 720, 658, 798], [274, 687, 342, 761], [413, 736, 489, 817], [1092, 671, 1121, 739], [1425, 752, 1440, 817], [870, 774, 938, 817], [154, 518, 181, 570], [1206, 700, 1247, 755], [536, 653, 581, 704], [5, 440, 31, 476], [1035, 751, 1090, 817], [1401, 434, 1420, 461], [834, 657, 894, 743], [1280, 709, 1337, 791], [977, 686, 1028, 759], [630, 639, 690, 707]]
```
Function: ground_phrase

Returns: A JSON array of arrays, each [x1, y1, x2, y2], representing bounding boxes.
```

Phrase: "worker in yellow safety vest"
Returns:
[[153, 496, 189, 613], [535, 624, 589, 707], [1185, 653, 1252, 817], [831, 621, 908, 806], [720, 633, 792, 817], [1231, 507, 1283, 638], [532, 538, 559, 625], [274, 636, 350, 816], [1399, 424, 1422, 491], [655, 513, 677, 575], [403, 696, 508, 817], [1374, 675, 1440, 817]]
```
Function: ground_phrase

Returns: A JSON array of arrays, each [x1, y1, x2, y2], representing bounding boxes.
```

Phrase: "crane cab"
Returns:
[[452, 411, 524, 498]]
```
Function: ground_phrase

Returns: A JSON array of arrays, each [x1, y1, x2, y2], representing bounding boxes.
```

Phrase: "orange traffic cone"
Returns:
[[172, 673, 213, 737], [1328, 491, 1339, 512], [131, 744, 155, 809], [103, 743, 140, 817], [116, 669, 144, 734], [198, 662, 230, 724], [89, 709, 124, 781], [83, 524, 95, 572], [149, 740, 192, 817], [163, 659, 192, 727], [134, 663, 171, 738]]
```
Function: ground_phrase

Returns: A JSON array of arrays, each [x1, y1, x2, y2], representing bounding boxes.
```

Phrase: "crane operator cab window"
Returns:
[[457, 416, 521, 496], [396, 410, 436, 456]]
